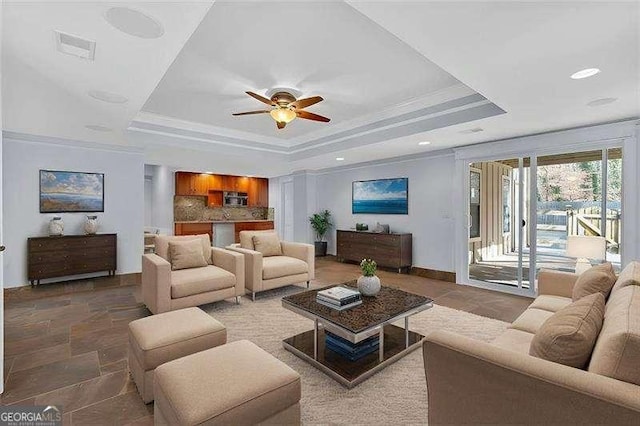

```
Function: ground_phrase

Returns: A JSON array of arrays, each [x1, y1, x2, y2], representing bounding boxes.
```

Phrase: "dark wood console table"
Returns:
[[27, 234, 117, 286], [336, 230, 412, 273]]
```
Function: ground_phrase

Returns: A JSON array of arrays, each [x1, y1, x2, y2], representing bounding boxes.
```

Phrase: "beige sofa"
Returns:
[[227, 230, 314, 301], [424, 261, 640, 424], [142, 234, 244, 314]]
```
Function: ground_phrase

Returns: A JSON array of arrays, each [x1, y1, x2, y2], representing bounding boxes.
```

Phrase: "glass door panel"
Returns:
[[535, 149, 621, 276], [468, 158, 531, 290]]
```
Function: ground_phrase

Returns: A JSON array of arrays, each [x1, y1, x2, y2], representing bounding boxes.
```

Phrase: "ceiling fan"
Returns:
[[233, 91, 330, 130]]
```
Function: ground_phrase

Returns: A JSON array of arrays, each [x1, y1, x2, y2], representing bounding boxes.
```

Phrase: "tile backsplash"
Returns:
[[174, 196, 271, 222]]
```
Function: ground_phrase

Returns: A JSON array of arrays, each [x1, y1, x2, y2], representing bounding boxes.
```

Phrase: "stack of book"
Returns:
[[316, 286, 362, 310], [325, 332, 379, 361]]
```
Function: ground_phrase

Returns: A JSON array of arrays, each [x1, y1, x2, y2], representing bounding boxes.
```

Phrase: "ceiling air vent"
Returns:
[[54, 31, 96, 60]]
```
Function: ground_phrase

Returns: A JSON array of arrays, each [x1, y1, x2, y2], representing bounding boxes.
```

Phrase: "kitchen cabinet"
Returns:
[[174, 223, 214, 241], [175, 172, 268, 206], [175, 172, 210, 196], [248, 178, 269, 207]]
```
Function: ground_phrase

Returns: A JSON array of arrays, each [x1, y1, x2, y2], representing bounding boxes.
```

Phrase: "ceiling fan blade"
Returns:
[[290, 96, 323, 109], [296, 110, 330, 122], [232, 110, 270, 116], [276, 121, 286, 129], [246, 91, 275, 106]]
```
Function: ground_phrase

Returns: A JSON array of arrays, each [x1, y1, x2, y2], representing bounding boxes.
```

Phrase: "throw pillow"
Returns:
[[252, 233, 282, 257], [529, 292, 605, 369], [168, 239, 208, 270], [572, 262, 617, 301]]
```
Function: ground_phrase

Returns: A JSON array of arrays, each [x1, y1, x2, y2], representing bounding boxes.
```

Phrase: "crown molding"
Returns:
[[2, 130, 145, 154]]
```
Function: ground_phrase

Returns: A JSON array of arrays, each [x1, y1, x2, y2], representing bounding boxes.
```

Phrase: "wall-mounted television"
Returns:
[[352, 178, 408, 215]]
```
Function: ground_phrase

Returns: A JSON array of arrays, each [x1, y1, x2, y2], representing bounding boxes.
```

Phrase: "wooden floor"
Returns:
[[1, 257, 532, 425]]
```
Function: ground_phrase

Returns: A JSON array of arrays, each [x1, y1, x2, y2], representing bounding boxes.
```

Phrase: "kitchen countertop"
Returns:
[[175, 220, 273, 224]]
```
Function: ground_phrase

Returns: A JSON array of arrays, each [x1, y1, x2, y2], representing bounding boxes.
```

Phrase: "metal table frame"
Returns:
[[282, 299, 433, 387]]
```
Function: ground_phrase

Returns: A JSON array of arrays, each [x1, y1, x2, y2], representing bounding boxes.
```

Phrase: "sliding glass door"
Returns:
[[465, 147, 623, 295], [467, 157, 532, 293]]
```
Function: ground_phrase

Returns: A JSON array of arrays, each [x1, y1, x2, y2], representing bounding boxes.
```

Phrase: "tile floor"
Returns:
[[1, 257, 532, 425]]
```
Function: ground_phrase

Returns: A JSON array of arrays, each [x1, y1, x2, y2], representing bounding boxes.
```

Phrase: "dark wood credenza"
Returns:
[[27, 234, 117, 286], [336, 230, 412, 273]]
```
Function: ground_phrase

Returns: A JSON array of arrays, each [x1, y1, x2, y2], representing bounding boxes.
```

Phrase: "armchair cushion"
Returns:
[[262, 256, 308, 280], [572, 262, 616, 301], [171, 266, 236, 299], [529, 292, 605, 369], [168, 240, 208, 271], [509, 308, 554, 334], [239, 230, 276, 251], [252, 233, 283, 257], [529, 295, 573, 313], [156, 234, 213, 265]]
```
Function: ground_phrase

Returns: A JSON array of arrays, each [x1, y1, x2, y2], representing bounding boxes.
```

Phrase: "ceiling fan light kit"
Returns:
[[233, 90, 330, 130]]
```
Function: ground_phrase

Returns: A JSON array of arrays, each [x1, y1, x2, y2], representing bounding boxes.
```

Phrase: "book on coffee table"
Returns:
[[316, 298, 362, 311]]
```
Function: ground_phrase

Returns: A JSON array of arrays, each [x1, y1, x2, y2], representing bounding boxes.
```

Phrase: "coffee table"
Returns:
[[282, 282, 433, 388]]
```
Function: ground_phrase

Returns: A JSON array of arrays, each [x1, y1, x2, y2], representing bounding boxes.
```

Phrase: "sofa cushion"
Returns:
[[168, 240, 207, 271], [529, 293, 605, 369], [491, 329, 535, 354], [154, 340, 301, 425], [588, 285, 640, 385], [529, 295, 573, 313], [171, 266, 236, 299], [239, 230, 276, 251], [509, 308, 554, 334], [253, 233, 283, 257], [156, 234, 212, 265], [572, 262, 616, 301], [262, 256, 308, 280], [611, 261, 640, 293], [128, 307, 226, 370]]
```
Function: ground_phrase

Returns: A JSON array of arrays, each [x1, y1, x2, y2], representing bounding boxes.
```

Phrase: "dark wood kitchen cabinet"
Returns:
[[27, 234, 117, 286]]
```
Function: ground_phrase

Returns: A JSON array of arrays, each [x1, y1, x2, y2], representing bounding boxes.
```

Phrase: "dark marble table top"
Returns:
[[282, 281, 433, 334]]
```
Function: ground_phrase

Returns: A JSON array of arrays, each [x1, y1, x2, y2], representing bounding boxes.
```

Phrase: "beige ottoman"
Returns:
[[128, 307, 226, 403], [154, 340, 301, 425]]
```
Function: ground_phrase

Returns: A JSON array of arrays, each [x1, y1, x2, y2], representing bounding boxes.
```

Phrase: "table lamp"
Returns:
[[566, 235, 606, 274]]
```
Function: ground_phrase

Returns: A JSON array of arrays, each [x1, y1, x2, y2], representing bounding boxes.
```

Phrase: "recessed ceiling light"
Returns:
[[418, 141, 431, 146], [336, 157, 345, 161], [587, 97, 617, 107], [570, 68, 601, 80], [89, 90, 128, 104], [85, 124, 112, 132], [460, 128, 484, 134], [104, 7, 164, 39]]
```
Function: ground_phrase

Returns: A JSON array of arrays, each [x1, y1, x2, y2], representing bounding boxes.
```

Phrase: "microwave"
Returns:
[[223, 192, 248, 206]]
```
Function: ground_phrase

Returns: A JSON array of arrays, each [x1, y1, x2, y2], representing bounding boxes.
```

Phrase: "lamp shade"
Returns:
[[270, 108, 296, 124], [566, 235, 606, 260]]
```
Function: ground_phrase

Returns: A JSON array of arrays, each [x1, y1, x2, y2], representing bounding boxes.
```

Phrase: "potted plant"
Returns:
[[309, 209, 332, 257], [357, 258, 381, 296]]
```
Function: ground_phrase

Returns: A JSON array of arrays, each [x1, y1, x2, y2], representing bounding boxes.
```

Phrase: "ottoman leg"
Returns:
[[235, 296, 240, 305], [252, 292, 256, 302], [306, 281, 310, 288]]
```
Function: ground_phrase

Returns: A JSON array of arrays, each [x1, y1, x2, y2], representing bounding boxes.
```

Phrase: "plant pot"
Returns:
[[357, 275, 381, 296], [314, 241, 327, 257]]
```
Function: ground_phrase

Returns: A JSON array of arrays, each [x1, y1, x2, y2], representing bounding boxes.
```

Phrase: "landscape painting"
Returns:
[[40, 170, 104, 213], [352, 178, 408, 214]]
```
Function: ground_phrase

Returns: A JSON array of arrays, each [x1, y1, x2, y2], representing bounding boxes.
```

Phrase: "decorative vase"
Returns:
[[84, 215, 98, 235], [49, 217, 64, 236], [357, 275, 381, 296], [314, 241, 327, 257]]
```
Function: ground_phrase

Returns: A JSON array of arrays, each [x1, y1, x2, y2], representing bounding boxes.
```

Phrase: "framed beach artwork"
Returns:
[[40, 170, 104, 213], [352, 178, 408, 215]]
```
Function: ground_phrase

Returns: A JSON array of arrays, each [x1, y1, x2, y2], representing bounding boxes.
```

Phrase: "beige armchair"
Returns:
[[142, 234, 244, 314], [227, 230, 314, 301]]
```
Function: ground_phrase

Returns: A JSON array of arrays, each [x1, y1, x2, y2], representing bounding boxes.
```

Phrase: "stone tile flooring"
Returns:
[[1, 257, 532, 425]]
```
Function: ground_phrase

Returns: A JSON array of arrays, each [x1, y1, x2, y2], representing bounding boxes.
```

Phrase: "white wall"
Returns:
[[314, 153, 456, 272], [2, 138, 145, 288], [144, 164, 174, 235]]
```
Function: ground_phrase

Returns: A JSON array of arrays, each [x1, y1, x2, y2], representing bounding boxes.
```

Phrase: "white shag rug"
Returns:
[[201, 286, 508, 425]]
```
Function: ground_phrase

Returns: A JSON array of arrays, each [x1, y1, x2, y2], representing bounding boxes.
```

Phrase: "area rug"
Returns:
[[201, 286, 509, 425]]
